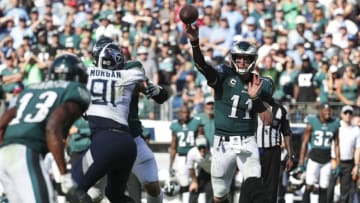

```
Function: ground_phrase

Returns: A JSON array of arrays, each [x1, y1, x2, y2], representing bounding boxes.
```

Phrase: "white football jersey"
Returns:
[[86, 66, 146, 126]]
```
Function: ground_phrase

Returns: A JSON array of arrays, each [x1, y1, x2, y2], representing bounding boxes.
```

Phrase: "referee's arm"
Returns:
[[281, 110, 294, 171]]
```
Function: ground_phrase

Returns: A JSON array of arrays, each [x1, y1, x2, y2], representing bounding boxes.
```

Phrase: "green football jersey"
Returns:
[[213, 66, 273, 137], [2, 81, 90, 155], [68, 117, 91, 154], [307, 115, 340, 150], [170, 117, 202, 155], [126, 61, 146, 137]]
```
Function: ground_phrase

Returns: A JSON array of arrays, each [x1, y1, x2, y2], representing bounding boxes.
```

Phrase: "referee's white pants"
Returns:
[[0, 144, 55, 203], [211, 135, 261, 198]]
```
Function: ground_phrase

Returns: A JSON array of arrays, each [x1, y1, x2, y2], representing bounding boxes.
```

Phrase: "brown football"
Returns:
[[179, 4, 198, 24]]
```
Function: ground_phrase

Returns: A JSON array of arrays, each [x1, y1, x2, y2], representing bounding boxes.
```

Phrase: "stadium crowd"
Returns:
[[0, 0, 359, 121], [0, 0, 360, 203]]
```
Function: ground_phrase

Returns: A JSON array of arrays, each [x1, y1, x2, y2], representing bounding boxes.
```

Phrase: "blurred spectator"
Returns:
[[274, 57, 299, 101], [250, 0, 267, 27], [311, 3, 328, 35], [288, 39, 314, 69], [136, 46, 159, 84], [336, 65, 359, 106], [9, 16, 33, 49], [258, 31, 275, 63], [312, 48, 325, 70], [198, 14, 212, 48], [332, 24, 351, 49], [95, 12, 117, 40], [260, 55, 280, 88], [281, 0, 300, 30], [208, 17, 233, 58], [59, 23, 80, 49], [241, 16, 262, 46], [195, 97, 215, 147], [273, 7, 289, 37], [20, 54, 45, 86], [221, 0, 243, 30], [182, 71, 204, 115], [32, 30, 56, 62], [314, 62, 339, 104], [329, 0, 355, 19], [287, 15, 313, 50], [293, 54, 318, 103], [326, 8, 358, 36], [0, 52, 23, 103]]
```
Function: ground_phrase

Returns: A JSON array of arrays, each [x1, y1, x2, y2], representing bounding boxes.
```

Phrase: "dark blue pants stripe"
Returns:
[[26, 148, 49, 203]]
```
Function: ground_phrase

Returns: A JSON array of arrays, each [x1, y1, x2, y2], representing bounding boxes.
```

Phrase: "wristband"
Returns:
[[251, 97, 267, 113]]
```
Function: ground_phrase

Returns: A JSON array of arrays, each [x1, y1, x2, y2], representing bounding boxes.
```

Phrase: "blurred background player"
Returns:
[[297, 103, 340, 203], [170, 105, 204, 203], [0, 54, 91, 203], [187, 136, 212, 203]]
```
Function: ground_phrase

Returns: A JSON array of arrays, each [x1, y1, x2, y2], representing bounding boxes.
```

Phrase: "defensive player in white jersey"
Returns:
[[91, 36, 168, 203], [71, 43, 147, 203]]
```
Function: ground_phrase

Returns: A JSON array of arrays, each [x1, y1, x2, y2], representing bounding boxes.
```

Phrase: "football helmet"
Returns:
[[47, 54, 88, 84], [288, 167, 305, 191], [162, 179, 181, 197], [98, 43, 125, 70], [230, 41, 258, 75], [92, 36, 114, 66]]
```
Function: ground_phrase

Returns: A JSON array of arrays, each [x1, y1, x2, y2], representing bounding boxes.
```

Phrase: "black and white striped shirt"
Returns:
[[256, 102, 292, 148]]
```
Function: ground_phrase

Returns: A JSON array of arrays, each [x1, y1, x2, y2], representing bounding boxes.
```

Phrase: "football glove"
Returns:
[[60, 173, 77, 194], [145, 82, 161, 98]]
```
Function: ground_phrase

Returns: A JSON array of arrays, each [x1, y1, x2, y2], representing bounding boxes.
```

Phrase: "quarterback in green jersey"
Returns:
[[185, 24, 273, 203], [0, 54, 91, 203], [298, 103, 340, 203]]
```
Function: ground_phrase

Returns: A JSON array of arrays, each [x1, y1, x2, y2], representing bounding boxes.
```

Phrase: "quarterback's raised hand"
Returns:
[[248, 73, 263, 99], [185, 24, 199, 42]]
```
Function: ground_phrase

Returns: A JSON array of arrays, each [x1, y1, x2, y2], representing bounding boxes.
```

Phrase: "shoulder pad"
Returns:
[[126, 61, 143, 69], [126, 61, 145, 75]]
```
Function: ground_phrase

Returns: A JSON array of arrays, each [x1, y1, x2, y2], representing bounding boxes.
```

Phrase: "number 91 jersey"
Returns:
[[86, 65, 146, 126], [3, 81, 90, 155]]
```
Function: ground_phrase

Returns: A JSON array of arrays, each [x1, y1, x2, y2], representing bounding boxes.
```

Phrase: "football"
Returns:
[[179, 4, 198, 24]]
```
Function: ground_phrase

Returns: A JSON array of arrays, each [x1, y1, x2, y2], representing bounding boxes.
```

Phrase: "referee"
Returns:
[[256, 101, 294, 203]]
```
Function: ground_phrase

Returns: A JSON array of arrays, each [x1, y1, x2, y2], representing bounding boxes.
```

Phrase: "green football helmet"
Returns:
[[47, 54, 88, 84], [230, 41, 258, 75]]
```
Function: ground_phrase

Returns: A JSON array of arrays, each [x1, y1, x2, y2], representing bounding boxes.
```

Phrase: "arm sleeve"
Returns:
[[280, 107, 292, 137], [191, 40, 218, 87]]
